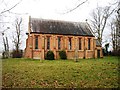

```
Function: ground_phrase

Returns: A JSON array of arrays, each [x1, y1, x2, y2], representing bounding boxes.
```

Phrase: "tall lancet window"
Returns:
[[35, 36, 38, 49], [58, 37, 61, 50], [68, 38, 72, 50], [47, 37, 50, 50]]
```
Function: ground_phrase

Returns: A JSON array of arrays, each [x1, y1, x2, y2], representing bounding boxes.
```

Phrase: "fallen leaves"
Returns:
[[2, 56, 119, 88]]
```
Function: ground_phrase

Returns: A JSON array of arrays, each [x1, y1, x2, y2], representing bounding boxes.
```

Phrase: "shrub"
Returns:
[[2, 51, 8, 59], [111, 50, 120, 56], [59, 50, 67, 59], [45, 51, 55, 60], [12, 50, 23, 58]]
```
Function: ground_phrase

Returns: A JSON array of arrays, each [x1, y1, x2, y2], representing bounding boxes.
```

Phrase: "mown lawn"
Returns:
[[2, 56, 120, 88]]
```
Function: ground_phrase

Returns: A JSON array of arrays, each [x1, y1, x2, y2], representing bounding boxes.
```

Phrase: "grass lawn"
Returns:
[[2, 56, 120, 88]]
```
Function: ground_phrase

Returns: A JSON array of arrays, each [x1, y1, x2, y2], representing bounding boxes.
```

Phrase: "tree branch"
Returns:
[[63, 0, 88, 14], [0, 0, 22, 14]]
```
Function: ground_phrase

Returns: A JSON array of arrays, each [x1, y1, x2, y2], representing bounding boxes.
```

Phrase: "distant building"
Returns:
[[24, 17, 103, 59]]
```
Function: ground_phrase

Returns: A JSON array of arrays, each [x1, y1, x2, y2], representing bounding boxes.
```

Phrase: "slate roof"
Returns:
[[30, 18, 94, 36]]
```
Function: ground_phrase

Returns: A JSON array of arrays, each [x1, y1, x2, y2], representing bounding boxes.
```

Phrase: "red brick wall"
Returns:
[[24, 33, 103, 59]]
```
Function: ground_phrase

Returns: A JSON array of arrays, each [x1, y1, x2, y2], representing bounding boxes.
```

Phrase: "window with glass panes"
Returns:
[[58, 37, 61, 50], [47, 37, 50, 49], [88, 38, 91, 50], [35, 36, 38, 49], [68, 38, 72, 50], [79, 38, 82, 50]]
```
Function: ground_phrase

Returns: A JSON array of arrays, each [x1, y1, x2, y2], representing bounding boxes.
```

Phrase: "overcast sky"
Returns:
[[0, 0, 116, 52], [11, 0, 114, 21]]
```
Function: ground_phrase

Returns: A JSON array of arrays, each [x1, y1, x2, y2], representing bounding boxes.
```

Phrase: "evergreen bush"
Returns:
[[45, 51, 55, 60], [59, 50, 67, 59]]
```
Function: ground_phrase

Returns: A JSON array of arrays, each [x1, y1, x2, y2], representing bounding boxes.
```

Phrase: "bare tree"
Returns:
[[117, 1, 120, 51], [90, 6, 115, 45], [110, 0, 120, 52], [0, 27, 10, 58], [110, 18, 118, 51], [13, 17, 22, 51], [0, 0, 23, 58]]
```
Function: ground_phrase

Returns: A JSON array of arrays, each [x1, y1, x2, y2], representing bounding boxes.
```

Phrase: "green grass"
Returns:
[[2, 56, 120, 88]]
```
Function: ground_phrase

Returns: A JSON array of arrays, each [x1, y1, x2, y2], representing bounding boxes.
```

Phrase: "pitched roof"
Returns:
[[30, 18, 94, 36]]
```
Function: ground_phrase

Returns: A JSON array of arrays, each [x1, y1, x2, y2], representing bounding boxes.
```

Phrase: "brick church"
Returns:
[[24, 17, 103, 59]]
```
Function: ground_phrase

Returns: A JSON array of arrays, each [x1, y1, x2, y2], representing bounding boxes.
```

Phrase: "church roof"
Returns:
[[30, 18, 94, 36]]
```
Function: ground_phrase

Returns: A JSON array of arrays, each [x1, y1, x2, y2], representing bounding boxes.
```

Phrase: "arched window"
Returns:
[[88, 38, 91, 50], [68, 38, 72, 50], [35, 36, 38, 49], [58, 37, 61, 50], [47, 37, 50, 50], [79, 38, 82, 50]]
